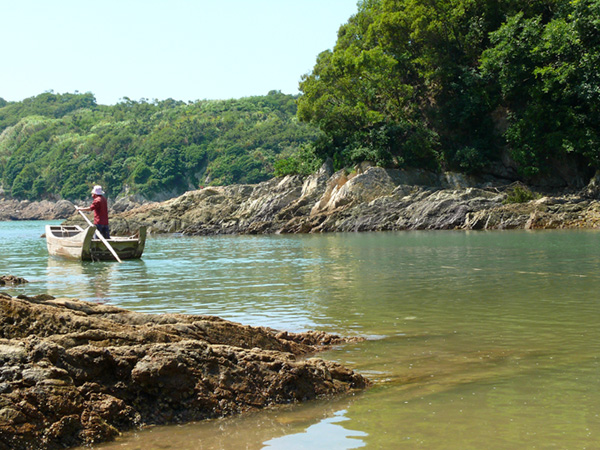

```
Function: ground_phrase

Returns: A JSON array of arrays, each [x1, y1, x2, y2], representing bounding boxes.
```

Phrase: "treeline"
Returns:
[[3, 0, 599, 201], [296, 0, 600, 185], [0, 91, 321, 200]]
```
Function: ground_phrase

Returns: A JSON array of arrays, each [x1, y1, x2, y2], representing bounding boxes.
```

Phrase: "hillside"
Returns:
[[297, 0, 600, 187], [0, 91, 321, 201], [2, 0, 600, 205]]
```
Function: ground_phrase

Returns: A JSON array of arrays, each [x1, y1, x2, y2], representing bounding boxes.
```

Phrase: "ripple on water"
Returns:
[[6, 224, 600, 450]]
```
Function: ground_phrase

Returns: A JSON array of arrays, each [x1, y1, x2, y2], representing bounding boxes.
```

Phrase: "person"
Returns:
[[78, 185, 110, 239]]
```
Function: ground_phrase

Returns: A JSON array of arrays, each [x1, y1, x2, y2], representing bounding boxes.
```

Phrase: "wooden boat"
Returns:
[[45, 225, 147, 261]]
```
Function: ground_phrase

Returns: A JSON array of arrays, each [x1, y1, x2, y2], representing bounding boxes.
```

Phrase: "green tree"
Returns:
[[298, 0, 597, 183], [481, 0, 600, 178]]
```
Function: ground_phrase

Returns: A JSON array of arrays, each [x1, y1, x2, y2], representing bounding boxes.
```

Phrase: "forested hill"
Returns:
[[297, 0, 600, 188], [0, 91, 321, 201], [3, 0, 600, 202]]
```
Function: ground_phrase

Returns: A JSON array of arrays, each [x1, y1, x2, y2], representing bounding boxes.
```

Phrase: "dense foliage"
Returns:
[[0, 91, 321, 200], [298, 0, 600, 182]]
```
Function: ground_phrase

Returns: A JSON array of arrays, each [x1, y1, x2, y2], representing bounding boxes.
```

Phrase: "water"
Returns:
[[2, 221, 600, 449]]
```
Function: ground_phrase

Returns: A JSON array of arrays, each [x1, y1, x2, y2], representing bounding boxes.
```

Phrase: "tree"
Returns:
[[298, 0, 599, 183], [0, 92, 320, 200], [480, 0, 600, 180]]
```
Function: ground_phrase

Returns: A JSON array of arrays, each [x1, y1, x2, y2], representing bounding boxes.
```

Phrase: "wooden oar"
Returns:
[[77, 209, 122, 263]]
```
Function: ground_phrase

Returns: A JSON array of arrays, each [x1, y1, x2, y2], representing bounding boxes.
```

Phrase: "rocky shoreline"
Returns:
[[3, 167, 599, 449], [103, 165, 600, 236], [0, 291, 368, 450], [0, 195, 144, 221], [4, 164, 600, 234], [0, 199, 77, 221]]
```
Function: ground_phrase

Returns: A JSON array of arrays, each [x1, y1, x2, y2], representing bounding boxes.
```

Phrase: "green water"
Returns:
[[2, 221, 600, 449]]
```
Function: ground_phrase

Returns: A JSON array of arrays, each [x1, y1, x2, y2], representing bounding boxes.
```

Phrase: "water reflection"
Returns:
[[262, 410, 367, 450], [47, 258, 111, 302], [45, 257, 151, 304], [87, 396, 366, 450]]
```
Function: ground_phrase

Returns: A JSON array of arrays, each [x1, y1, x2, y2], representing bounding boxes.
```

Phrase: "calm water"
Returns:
[[2, 221, 600, 449]]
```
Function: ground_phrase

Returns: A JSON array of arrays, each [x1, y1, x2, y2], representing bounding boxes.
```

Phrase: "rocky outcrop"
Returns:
[[0, 199, 76, 221], [0, 194, 148, 221], [6, 165, 600, 233], [99, 166, 600, 236], [0, 293, 368, 450]]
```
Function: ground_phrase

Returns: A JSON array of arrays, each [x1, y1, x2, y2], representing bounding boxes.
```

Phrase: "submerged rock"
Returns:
[[0, 293, 368, 450], [0, 276, 28, 286]]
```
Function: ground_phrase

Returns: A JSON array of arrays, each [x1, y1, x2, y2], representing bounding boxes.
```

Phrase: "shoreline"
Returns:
[[98, 167, 600, 235], [4, 166, 600, 234]]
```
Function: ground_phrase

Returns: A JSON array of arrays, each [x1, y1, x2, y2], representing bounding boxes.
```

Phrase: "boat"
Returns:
[[45, 225, 147, 261]]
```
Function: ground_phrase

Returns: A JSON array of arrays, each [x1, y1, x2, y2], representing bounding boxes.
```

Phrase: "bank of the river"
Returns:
[[0, 291, 368, 450], [0, 195, 143, 221], [4, 164, 600, 234], [0, 198, 76, 221], [106, 164, 600, 236]]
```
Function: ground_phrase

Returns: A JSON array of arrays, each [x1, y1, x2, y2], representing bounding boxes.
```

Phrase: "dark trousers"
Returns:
[[96, 224, 110, 239]]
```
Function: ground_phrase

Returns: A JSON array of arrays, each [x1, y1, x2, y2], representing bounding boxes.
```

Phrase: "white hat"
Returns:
[[91, 185, 105, 195]]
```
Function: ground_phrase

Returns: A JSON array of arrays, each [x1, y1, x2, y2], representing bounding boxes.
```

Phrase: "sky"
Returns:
[[1, 0, 358, 105]]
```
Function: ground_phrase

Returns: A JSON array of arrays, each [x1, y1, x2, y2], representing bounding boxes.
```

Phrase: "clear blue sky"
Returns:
[[1, 0, 358, 105]]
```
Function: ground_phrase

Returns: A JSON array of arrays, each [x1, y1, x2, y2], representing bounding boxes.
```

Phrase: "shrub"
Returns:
[[503, 185, 538, 204]]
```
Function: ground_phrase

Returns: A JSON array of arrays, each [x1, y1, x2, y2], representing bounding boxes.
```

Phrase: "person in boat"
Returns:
[[77, 185, 110, 239]]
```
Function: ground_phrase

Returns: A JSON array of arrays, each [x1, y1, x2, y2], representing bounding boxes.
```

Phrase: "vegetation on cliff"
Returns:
[[297, 0, 600, 183]]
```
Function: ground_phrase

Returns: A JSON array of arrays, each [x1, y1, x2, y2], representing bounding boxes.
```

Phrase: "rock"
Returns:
[[6, 167, 600, 234], [0, 199, 76, 220], [51, 200, 77, 218], [315, 167, 398, 213], [111, 196, 142, 213], [583, 171, 600, 199], [0, 294, 368, 450], [0, 276, 28, 286], [101, 168, 600, 234], [97, 167, 571, 235]]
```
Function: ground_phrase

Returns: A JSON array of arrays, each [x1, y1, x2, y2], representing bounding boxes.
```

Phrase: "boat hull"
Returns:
[[45, 225, 146, 261]]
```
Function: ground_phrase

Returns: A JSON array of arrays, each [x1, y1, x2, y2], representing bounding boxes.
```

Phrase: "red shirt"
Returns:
[[90, 195, 109, 225]]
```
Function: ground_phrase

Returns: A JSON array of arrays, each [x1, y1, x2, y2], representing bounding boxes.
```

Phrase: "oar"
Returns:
[[77, 209, 122, 263]]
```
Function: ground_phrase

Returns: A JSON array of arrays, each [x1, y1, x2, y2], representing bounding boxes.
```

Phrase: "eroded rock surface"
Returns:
[[100, 166, 600, 236], [0, 294, 367, 450]]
